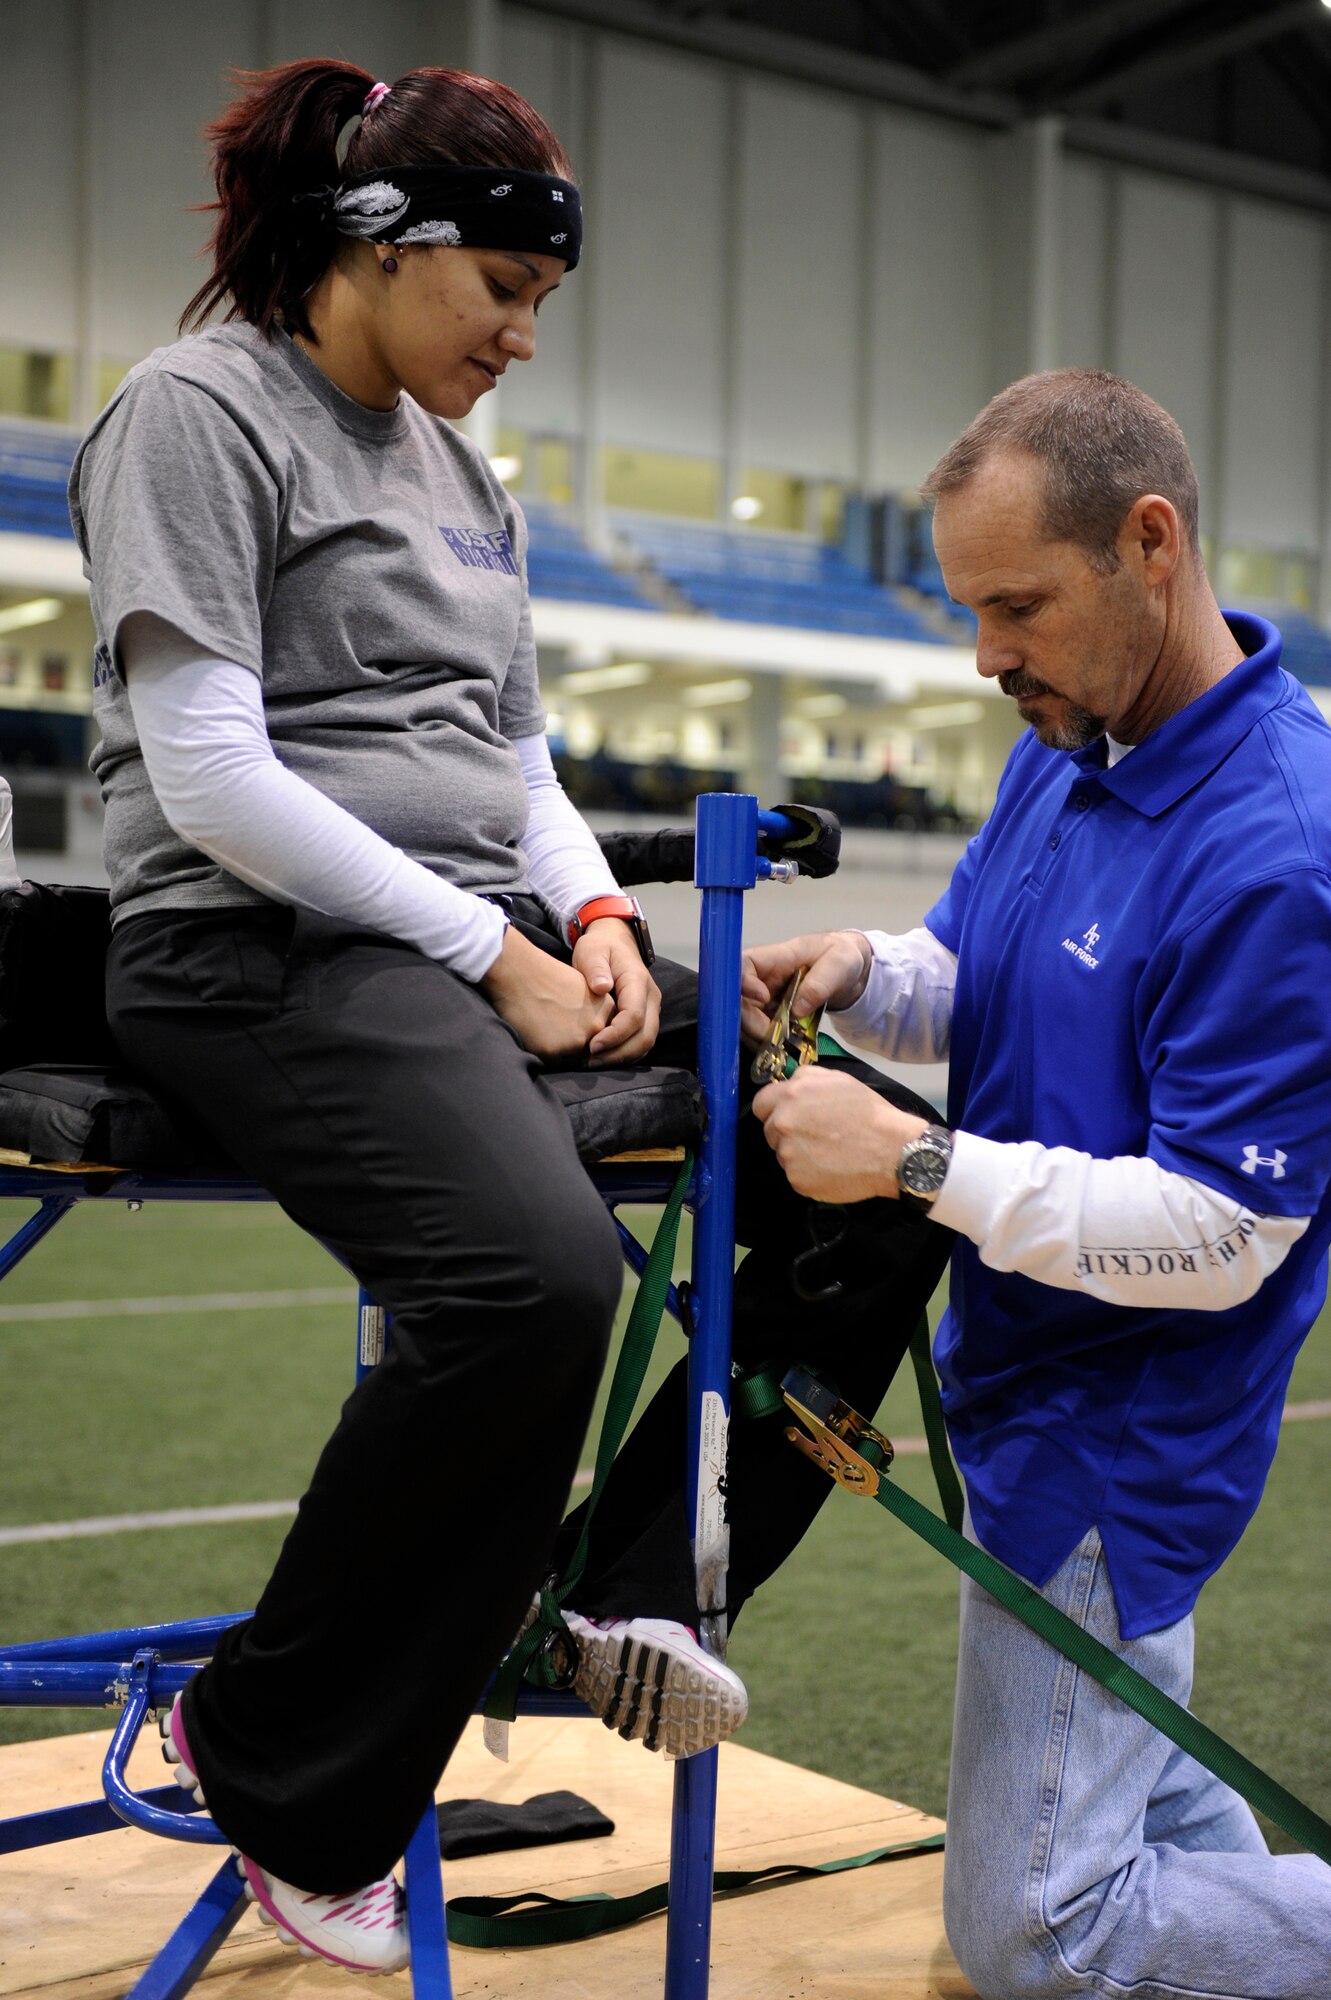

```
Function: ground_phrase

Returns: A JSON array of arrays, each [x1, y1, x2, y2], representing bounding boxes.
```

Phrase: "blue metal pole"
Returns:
[[126, 1856, 249, 2000], [664, 792, 758, 2000], [0, 1193, 77, 1282], [404, 1806, 454, 1998]]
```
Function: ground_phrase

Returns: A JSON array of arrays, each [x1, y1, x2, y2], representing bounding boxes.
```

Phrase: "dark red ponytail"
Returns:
[[182, 60, 575, 340]]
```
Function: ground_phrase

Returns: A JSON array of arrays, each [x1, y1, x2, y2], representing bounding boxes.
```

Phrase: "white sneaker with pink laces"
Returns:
[[159, 1696, 410, 1975]]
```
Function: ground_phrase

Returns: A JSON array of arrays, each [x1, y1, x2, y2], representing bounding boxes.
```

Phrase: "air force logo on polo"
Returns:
[[1061, 919, 1103, 969]]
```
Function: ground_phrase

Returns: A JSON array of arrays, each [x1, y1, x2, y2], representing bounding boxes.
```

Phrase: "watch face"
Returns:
[[899, 1131, 951, 1197]]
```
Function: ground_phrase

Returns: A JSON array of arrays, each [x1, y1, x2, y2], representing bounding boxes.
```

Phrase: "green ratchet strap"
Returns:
[[797, 1348, 1331, 1869], [907, 1320, 964, 1532], [484, 1152, 693, 1723], [471, 1157, 951, 1949], [444, 1829, 945, 1949]]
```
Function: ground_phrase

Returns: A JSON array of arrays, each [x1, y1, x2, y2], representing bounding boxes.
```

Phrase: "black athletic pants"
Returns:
[[107, 899, 950, 1891]]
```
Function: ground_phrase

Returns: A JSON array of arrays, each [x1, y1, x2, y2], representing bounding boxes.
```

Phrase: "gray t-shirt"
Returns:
[[70, 323, 545, 918]]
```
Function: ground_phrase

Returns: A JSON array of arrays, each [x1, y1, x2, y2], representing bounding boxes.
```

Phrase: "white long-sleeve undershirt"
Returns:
[[120, 618, 620, 983], [827, 924, 1307, 1311]]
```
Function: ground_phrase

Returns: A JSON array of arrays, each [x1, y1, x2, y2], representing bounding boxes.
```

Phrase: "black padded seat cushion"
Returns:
[[0, 1063, 227, 1173], [0, 883, 705, 1173], [0, 1060, 703, 1173], [546, 1066, 702, 1163]]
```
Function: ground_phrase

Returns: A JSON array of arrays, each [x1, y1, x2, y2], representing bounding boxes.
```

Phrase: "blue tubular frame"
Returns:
[[0, 793, 789, 2000]]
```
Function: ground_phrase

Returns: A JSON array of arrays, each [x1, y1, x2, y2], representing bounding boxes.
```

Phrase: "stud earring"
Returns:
[[381, 255, 398, 273]]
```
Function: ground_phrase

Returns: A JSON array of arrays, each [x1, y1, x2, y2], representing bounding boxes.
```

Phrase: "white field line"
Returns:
[[0, 1286, 358, 1323], [0, 1468, 597, 1548], [4, 1405, 1328, 1549], [0, 1270, 1327, 1545]]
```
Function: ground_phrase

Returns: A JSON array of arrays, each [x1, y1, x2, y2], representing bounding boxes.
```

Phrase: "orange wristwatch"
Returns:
[[567, 894, 656, 967]]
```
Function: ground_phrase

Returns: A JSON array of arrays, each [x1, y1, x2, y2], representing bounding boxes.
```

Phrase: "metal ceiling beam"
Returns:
[[1067, 112, 1331, 211], [899, 0, 970, 62], [505, 0, 1331, 215], [507, 0, 1016, 126], [946, 0, 1201, 91], [1266, 39, 1331, 152], [1062, 0, 1322, 112]]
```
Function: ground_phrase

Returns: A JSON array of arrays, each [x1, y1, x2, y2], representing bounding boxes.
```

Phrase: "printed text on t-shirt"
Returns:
[[1076, 1213, 1257, 1281], [438, 525, 518, 575]]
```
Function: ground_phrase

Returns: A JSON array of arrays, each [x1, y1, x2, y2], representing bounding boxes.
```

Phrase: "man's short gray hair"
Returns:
[[922, 369, 1201, 574]]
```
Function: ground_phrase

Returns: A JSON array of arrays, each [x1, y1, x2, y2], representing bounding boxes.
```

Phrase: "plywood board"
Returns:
[[0, 1718, 974, 1998]]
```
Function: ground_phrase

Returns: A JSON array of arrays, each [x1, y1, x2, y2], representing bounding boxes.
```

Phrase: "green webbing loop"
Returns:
[[729, 1359, 788, 1423], [907, 1319, 964, 1531], [870, 1470, 1331, 1866], [444, 1830, 946, 1948], [484, 1152, 693, 1723]]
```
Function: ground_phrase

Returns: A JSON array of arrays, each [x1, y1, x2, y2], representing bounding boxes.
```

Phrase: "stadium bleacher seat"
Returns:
[[0, 425, 79, 539], [523, 500, 659, 610], [611, 513, 950, 643]]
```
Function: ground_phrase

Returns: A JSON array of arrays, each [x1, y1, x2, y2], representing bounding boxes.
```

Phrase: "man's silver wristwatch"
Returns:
[[896, 1123, 954, 1210]]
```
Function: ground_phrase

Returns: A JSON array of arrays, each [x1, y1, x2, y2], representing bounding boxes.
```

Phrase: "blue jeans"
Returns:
[[944, 1522, 1331, 1998]]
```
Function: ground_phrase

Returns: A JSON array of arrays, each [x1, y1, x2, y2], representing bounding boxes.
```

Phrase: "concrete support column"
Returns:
[[1316, 221, 1331, 627], [1208, 195, 1235, 592], [719, 72, 747, 522], [740, 672, 783, 805], [988, 113, 1064, 391], [72, 0, 102, 431], [436, 0, 501, 459], [576, 32, 608, 548]]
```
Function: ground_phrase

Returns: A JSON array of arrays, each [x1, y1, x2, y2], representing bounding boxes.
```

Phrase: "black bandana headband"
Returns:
[[326, 164, 582, 270]]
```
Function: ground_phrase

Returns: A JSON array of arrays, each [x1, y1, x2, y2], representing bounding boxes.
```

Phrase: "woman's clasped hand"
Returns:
[[480, 917, 661, 1064]]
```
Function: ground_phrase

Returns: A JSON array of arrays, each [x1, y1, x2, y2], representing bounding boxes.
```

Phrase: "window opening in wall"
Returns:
[[536, 437, 574, 506], [818, 482, 846, 544], [1216, 546, 1315, 611], [735, 468, 807, 533], [0, 348, 73, 423], [97, 358, 136, 409], [493, 429, 575, 506], [602, 446, 719, 519]]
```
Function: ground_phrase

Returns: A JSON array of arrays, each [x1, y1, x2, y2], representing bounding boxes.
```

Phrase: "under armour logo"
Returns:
[[552, 189, 564, 201], [491, 183, 513, 196], [1241, 1146, 1287, 1178], [1083, 923, 1101, 949]]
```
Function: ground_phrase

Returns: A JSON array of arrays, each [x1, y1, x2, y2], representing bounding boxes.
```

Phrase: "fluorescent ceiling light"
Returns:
[[729, 496, 763, 522], [560, 661, 652, 695], [681, 678, 753, 707], [488, 454, 522, 484], [796, 693, 848, 719], [0, 597, 63, 636], [907, 700, 984, 729]]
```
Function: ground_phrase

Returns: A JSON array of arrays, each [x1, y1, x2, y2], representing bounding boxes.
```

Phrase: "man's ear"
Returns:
[[1130, 493, 1181, 589]]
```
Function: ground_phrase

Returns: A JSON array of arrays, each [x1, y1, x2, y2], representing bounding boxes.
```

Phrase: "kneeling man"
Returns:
[[749, 369, 1331, 2000]]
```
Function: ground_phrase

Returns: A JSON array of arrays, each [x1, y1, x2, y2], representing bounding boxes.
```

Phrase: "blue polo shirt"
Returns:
[[927, 613, 1331, 1638]]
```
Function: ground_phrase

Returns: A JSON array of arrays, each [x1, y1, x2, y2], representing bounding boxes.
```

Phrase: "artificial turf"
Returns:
[[0, 1196, 1327, 1857]]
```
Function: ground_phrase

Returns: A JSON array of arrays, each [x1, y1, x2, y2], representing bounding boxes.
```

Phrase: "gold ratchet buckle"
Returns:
[[750, 967, 824, 1086], [781, 1364, 895, 1498]]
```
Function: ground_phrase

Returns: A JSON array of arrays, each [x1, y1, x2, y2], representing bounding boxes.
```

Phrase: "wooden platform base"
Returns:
[[0, 1718, 975, 1998]]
